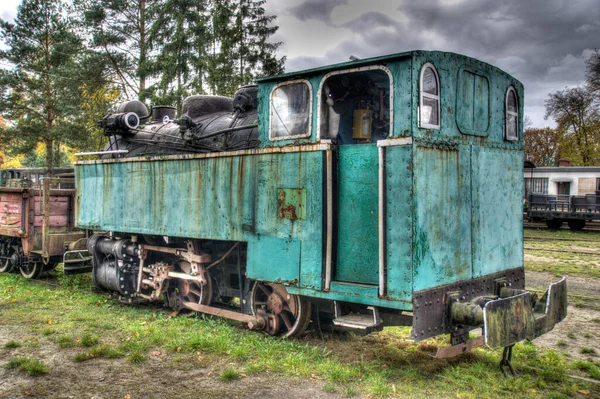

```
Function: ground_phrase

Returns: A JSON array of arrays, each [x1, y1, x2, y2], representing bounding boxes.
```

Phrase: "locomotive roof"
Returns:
[[256, 50, 520, 85]]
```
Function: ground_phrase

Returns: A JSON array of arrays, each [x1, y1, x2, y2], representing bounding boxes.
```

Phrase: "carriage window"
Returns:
[[270, 80, 312, 140], [505, 87, 519, 141], [419, 63, 440, 129]]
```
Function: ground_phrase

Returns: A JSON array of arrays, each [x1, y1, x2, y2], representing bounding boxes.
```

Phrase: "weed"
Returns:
[[583, 333, 593, 339], [567, 332, 576, 339], [556, 340, 567, 348], [56, 335, 76, 348], [74, 345, 124, 362], [580, 347, 598, 356], [4, 340, 21, 349], [343, 385, 356, 397], [41, 327, 55, 336], [219, 367, 241, 382], [80, 333, 100, 347], [127, 350, 146, 364], [573, 360, 600, 379], [322, 382, 337, 393], [592, 318, 600, 323], [6, 356, 49, 376], [367, 375, 390, 398]]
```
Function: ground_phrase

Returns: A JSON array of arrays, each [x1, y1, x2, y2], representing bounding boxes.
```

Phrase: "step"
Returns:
[[332, 304, 383, 330]]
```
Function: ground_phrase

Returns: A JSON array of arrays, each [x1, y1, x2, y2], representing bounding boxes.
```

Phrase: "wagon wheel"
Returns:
[[250, 282, 311, 338], [20, 260, 43, 279], [0, 244, 15, 273], [43, 262, 59, 271], [169, 260, 212, 311], [545, 219, 563, 230], [567, 219, 586, 231]]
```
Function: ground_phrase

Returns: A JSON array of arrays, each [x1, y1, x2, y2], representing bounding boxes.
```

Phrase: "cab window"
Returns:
[[270, 80, 312, 140]]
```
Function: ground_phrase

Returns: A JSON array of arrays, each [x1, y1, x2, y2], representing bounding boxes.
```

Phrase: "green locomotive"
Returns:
[[75, 51, 567, 370]]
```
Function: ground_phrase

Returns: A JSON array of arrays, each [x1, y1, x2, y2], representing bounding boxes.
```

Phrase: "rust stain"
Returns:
[[277, 190, 298, 222]]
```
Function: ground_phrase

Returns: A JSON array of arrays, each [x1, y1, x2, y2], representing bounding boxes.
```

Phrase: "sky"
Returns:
[[1, 0, 598, 128], [262, 0, 600, 128]]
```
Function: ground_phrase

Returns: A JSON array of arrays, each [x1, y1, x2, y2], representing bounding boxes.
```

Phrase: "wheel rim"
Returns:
[[250, 282, 311, 337], [20, 261, 42, 279], [169, 260, 212, 311], [0, 257, 13, 273], [0, 244, 15, 273]]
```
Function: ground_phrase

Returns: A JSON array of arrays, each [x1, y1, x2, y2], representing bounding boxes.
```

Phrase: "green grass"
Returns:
[[219, 367, 241, 382], [4, 340, 21, 349], [127, 349, 146, 364], [80, 332, 100, 347], [0, 270, 598, 398], [573, 360, 600, 379], [6, 356, 49, 376], [579, 347, 598, 356], [73, 344, 125, 362], [524, 228, 600, 279]]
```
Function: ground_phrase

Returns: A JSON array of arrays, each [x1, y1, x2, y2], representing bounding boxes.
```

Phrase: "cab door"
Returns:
[[334, 144, 379, 285]]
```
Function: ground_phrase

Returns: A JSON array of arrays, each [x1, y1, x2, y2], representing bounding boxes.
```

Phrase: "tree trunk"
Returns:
[[138, 0, 146, 99], [45, 138, 53, 175]]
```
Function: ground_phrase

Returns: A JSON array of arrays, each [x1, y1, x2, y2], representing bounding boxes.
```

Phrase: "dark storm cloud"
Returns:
[[277, 0, 600, 126], [288, 0, 349, 23]]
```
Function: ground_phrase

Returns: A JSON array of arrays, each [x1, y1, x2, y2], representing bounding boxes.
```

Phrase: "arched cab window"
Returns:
[[419, 63, 440, 129], [505, 87, 519, 141], [270, 80, 312, 141]]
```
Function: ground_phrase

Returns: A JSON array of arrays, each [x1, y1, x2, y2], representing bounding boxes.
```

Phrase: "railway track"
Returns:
[[524, 236, 600, 243], [524, 221, 600, 233], [523, 246, 600, 256]]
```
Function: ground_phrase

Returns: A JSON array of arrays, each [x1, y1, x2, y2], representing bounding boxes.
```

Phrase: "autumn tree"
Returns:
[[544, 87, 600, 166], [524, 127, 561, 166]]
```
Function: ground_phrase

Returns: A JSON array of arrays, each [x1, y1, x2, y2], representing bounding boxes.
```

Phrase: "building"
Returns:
[[524, 160, 600, 198]]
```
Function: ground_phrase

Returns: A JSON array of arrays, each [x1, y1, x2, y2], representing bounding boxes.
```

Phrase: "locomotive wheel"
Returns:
[[170, 260, 212, 311], [545, 219, 563, 229], [568, 219, 586, 231], [43, 262, 58, 271], [250, 282, 311, 338], [20, 261, 43, 279]]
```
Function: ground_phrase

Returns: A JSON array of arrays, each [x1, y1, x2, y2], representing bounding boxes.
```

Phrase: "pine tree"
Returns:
[[75, 0, 153, 100], [0, 0, 86, 173], [146, 0, 210, 109], [206, 0, 284, 97]]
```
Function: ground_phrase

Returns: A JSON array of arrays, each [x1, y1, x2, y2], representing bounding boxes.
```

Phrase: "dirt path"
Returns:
[[0, 325, 338, 399], [527, 271, 600, 361]]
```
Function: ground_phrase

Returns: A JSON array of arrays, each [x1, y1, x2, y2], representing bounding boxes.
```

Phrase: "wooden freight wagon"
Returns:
[[0, 169, 88, 278]]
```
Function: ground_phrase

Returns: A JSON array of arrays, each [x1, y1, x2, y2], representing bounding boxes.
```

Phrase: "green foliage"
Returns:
[[146, 0, 285, 107], [73, 0, 153, 100], [6, 356, 49, 376], [0, 0, 114, 170]]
